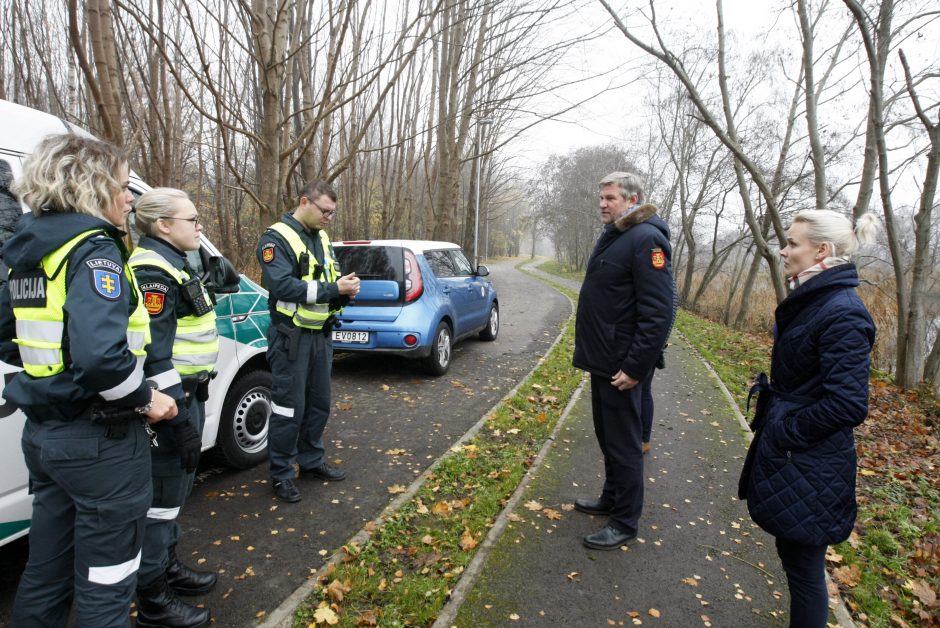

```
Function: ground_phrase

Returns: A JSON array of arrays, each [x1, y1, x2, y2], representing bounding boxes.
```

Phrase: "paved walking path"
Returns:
[[439, 262, 792, 626]]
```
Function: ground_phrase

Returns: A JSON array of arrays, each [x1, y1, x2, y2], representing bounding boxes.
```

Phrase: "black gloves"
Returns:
[[171, 422, 202, 473]]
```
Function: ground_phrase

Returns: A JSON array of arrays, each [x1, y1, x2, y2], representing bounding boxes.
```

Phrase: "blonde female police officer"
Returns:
[[0, 134, 176, 627], [129, 188, 219, 628]]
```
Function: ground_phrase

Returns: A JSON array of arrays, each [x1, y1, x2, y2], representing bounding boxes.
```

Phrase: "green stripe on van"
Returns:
[[0, 519, 29, 539]]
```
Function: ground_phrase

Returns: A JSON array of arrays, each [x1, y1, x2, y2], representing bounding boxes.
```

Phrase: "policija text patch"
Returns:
[[9, 269, 47, 308]]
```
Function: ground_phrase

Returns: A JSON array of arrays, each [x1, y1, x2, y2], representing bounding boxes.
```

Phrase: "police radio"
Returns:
[[180, 277, 214, 316]]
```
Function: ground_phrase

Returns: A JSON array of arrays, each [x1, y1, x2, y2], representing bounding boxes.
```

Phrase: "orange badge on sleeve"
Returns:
[[144, 292, 165, 315], [262, 243, 275, 263], [650, 248, 666, 270]]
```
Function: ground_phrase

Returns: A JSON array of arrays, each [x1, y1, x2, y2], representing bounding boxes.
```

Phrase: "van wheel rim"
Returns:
[[233, 387, 270, 453]]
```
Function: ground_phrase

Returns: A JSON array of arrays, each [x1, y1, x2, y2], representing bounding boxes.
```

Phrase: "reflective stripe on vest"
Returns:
[[129, 247, 219, 375], [266, 222, 341, 330], [12, 230, 151, 378]]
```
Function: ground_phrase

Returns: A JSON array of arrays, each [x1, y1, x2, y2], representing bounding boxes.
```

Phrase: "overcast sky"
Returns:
[[509, 0, 939, 187]]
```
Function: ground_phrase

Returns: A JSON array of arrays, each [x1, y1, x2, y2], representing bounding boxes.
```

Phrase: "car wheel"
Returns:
[[424, 322, 452, 376], [479, 303, 499, 341], [218, 370, 271, 469]]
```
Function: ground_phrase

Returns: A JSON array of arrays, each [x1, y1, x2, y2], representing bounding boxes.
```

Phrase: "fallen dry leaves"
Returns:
[[838, 379, 940, 625], [459, 529, 478, 551], [312, 602, 339, 625]]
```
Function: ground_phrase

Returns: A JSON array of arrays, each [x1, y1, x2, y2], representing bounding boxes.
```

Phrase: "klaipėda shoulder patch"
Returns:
[[261, 243, 275, 263], [144, 291, 166, 315], [650, 247, 666, 270], [140, 282, 170, 315]]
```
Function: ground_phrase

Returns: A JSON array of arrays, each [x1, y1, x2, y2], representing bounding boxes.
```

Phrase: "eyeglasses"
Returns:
[[310, 199, 337, 218], [163, 216, 200, 227]]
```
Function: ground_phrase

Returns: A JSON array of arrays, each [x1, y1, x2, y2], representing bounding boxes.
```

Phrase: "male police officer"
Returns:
[[572, 171, 674, 550], [256, 180, 359, 503]]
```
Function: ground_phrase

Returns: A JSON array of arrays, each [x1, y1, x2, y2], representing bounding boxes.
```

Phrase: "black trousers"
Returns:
[[775, 537, 829, 627], [590, 374, 644, 535]]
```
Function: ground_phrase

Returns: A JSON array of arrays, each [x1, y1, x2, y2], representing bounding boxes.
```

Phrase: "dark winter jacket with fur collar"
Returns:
[[573, 203, 674, 380]]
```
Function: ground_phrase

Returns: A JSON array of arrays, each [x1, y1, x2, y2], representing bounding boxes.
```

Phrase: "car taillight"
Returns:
[[404, 334, 418, 346], [403, 250, 423, 302]]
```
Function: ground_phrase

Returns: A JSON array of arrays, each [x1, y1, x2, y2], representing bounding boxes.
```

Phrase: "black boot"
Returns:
[[136, 574, 210, 628], [166, 545, 217, 596]]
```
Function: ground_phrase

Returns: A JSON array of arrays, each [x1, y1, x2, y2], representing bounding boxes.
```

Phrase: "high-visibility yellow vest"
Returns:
[[266, 222, 341, 330], [11, 230, 151, 377], [129, 246, 219, 375]]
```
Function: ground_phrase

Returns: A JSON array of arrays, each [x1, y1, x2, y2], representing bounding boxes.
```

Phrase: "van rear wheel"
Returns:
[[218, 370, 271, 469]]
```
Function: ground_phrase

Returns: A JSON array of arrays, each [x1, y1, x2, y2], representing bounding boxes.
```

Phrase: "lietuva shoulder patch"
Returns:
[[650, 248, 666, 270], [261, 242, 276, 263], [85, 258, 123, 273], [91, 268, 122, 299]]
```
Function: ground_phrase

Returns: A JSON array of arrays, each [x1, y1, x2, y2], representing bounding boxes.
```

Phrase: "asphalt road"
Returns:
[[0, 259, 569, 626]]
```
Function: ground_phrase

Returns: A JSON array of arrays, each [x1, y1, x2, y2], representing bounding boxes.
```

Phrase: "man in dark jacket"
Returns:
[[572, 171, 674, 550]]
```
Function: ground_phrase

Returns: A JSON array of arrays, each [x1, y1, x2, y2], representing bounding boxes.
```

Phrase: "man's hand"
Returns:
[[146, 389, 178, 423], [337, 272, 360, 296], [171, 422, 202, 473], [611, 370, 639, 391]]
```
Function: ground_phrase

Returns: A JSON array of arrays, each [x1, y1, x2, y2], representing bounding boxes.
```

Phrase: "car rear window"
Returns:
[[335, 245, 404, 282]]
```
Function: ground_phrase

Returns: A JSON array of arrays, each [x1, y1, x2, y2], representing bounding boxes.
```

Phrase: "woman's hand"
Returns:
[[146, 389, 178, 423]]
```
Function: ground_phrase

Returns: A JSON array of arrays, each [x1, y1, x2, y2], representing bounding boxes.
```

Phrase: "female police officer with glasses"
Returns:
[[0, 134, 176, 627], [129, 187, 219, 628]]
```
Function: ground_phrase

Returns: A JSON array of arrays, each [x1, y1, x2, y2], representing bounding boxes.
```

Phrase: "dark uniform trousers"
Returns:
[[138, 396, 205, 587], [590, 374, 644, 535], [14, 418, 152, 627], [267, 323, 333, 481]]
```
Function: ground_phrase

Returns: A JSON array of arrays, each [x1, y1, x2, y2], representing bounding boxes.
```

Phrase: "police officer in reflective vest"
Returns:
[[129, 188, 219, 628], [0, 134, 177, 627], [256, 180, 359, 503]]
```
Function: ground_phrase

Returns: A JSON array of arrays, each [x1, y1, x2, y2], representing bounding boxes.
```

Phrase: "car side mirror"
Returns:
[[475, 265, 490, 277], [201, 249, 241, 294]]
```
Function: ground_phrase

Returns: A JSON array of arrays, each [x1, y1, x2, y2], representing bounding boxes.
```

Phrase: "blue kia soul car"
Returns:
[[330, 240, 499, 375]]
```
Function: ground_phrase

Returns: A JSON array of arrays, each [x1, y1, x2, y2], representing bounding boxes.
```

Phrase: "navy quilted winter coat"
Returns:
[[745, 264, 875, 546]]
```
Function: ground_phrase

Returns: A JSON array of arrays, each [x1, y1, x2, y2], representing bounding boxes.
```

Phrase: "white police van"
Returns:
[[0, 99, 273, 547]]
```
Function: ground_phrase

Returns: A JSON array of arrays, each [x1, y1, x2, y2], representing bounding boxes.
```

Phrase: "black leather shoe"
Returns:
[[574, 497, 612, 516], [582, 525, 637, 550], [167, 545, 217, 596], [136, 574, 210, 628], [302, 462, 346, 481], [273, 478, 301, 502]]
